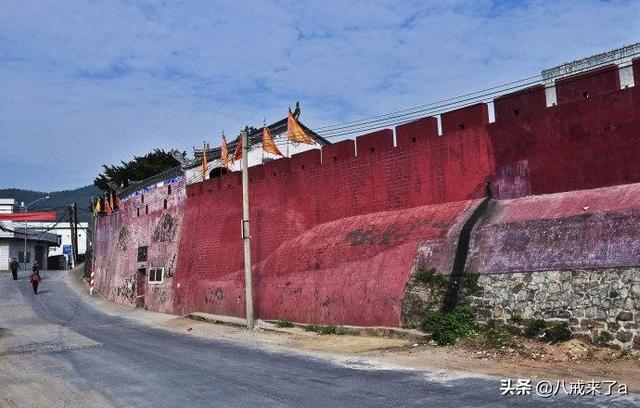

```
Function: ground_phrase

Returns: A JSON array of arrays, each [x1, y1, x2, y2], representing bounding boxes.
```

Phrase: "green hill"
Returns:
[[0, 185, 100, 222]]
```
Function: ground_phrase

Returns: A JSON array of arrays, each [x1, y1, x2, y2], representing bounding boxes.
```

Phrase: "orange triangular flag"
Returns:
[[287, 112, 315, 145], [221, 136, 229, 168], [233, 137, 243, 162], [262, 126, 283, 156], [104, 194, 112, 214]]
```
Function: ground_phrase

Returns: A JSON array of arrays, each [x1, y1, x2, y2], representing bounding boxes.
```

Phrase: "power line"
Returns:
[[312, 74, 541, 133], [95, 50, 640, 213], [307, 50, 640, 136]]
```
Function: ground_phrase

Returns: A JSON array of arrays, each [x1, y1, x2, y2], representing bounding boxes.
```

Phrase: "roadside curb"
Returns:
[[186, 312, 428, 342], [266, 321, 429, 342], [186, 312, 248, 327]]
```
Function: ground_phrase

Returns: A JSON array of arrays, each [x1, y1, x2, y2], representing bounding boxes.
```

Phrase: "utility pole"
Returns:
[[23, 204, 28, 269], [240, 128, 254, 329], [73, 202, 79, 265], [68, 204, 77, 268]]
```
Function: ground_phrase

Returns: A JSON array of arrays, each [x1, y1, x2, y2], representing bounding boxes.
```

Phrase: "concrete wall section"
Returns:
[[175, 197, 478, 324], [466, 183, 640, 274]]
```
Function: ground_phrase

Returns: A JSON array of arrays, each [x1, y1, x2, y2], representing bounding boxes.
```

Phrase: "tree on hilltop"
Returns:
[[94, 149, 184, 192]]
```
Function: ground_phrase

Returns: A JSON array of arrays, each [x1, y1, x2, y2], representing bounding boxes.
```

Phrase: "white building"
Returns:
[[0, 224, 59, 271], [0, 197, 88, 271], [185, 108, 330, 185], [27, 221, 89, 257], [0, 198, 17, 214]]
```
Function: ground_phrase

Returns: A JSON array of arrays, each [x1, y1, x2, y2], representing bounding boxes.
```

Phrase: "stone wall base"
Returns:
[[469, 268, 640, 349]]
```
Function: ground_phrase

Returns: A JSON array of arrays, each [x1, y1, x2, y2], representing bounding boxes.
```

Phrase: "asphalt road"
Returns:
[[1, 271, 638, 408]]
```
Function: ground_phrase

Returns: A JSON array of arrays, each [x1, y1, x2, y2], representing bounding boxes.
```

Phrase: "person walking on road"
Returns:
[[9, 258, 20, 280], [29, 261, 42, 294]]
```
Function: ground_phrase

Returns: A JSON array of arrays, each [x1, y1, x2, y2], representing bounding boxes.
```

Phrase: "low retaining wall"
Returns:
[[470, 268, 640, 349], [401, 183, 640, 348], [183, 199, 480, 327]]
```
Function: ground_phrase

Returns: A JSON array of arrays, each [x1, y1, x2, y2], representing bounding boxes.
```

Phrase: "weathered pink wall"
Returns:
[[94, 176, 185, 313], [466, 183, 640, 274]]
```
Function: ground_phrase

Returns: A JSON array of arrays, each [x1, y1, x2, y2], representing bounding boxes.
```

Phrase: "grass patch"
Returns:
[[544, 322, 572, 344], [275, 319, 294, 328], [414, 266, 448, 288], [524, 319, 572, 344], [474, 320, 523, 349], [464, 274, 483, 296], [511, 314, 523, 325], [421, 304, 478, 346], [598, 331, 614, 344], [304, 324, 320, 332], [304, 324, 345, 335], [525, 319, 547, 338], [412, 261, 482, 298]]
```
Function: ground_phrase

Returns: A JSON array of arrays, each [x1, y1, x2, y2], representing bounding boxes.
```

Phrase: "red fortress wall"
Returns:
[[94, 62, 640, 327], [491, 62, 640, 197], [172, 62, 640, 325], [173, 107, 495, 323]]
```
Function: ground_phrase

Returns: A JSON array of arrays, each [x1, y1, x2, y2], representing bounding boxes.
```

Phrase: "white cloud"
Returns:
[[0, 0, 638, 190]]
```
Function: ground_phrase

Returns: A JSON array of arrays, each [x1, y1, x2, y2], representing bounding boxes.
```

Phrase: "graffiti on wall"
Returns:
[[152, 214, 178, 243], [204, 287, 225, 305], [117, 227, 130, 251], [112, 276, 136, 304]]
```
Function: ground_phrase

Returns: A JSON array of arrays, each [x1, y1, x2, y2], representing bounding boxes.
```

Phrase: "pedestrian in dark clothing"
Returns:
[[9, 258, 20, 280], [30, 261, 41, 294]]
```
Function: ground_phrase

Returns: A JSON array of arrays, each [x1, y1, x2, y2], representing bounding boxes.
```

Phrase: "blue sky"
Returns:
[[1, 0, 639, 191]]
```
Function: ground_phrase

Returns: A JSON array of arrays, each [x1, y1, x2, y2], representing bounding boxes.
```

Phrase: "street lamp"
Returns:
[[22, 195, 50, 269]]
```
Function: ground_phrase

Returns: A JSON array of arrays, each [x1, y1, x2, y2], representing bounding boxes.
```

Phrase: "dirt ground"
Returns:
[[66, 268, 640, 394], [157, 315, 640, 391]]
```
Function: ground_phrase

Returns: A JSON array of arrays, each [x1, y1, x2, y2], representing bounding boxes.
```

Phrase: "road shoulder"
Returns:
[[64, 266, 640, 393]]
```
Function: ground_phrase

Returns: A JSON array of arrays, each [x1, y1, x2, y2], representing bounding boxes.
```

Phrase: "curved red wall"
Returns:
[[173, 115, 495, 321], [162, 64, 640, 326]]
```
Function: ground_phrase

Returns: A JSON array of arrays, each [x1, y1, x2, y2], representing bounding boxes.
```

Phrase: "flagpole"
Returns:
[[240, 128, 254, 329]]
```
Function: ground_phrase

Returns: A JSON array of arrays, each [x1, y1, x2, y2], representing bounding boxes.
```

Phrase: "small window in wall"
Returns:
[[18, 251, 31, 263], [148, 267, 164, 284], [137, 207, 140, 217], [145, 204, 149, 214], [163, 199, 167, 209], [167, 185, 172, 195], [141, 194, 144, 203], [137, 246, 148, 262]]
